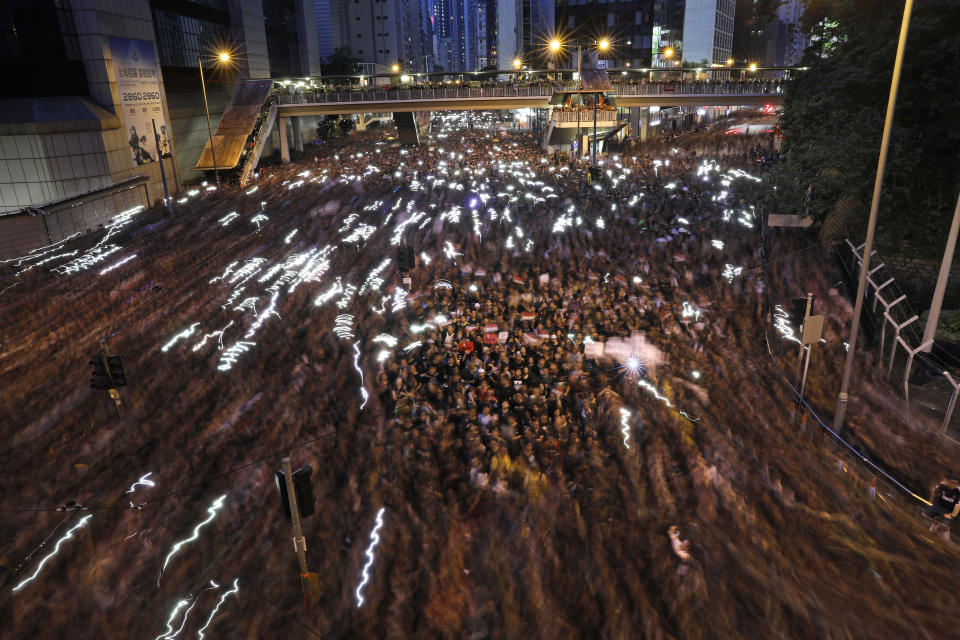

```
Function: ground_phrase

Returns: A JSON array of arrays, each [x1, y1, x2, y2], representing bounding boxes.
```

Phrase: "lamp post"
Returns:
[[833, 0, 916, 434], [592, 38, 610, 171], [199, 51, 230, 186]]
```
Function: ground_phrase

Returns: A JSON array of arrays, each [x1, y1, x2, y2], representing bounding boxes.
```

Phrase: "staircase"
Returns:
[[238, 99, 277, 186], [194, 79, 274, 180]]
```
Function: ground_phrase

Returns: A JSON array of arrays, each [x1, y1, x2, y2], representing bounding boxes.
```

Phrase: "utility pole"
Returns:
[[795, 293, 814, 383], [921, 189, 960, 350], [281, 457, 309, 578], [833, 0, 915, 434]]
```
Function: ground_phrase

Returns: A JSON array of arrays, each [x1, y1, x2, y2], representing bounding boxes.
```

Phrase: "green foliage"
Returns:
[[321, 47, 360, 77], [949, 311, 960, 336], [769, 0, 960, 258]]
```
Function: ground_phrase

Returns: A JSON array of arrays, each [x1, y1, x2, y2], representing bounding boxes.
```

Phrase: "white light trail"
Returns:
[[391, 288, 408, 312], [619, 408, 632, 449], [284, 229, 299, 244], [218, 212, 239, 227], [372, 334, 398, 348], [352, 341, 369, 410], [52, 244, 121, 275], [359, 258, 391, 295], [334, 314, 355, 340], [217, 341, 256, 372], [12, 515, 93, 593], [443, 241, 462, 261], [161, 323, 200, 352], [314, 278, 343, 307], [355, 507, 386, 607], [681, 302, 702, 321], [376, 350, 391, 362], [192, 320, 233, 352], [161, 595, 199, 639], [159, 495, 227, 583], [245, 186, 259, 195], [403, 340, 422, 352], [125, 472, 156, 494], [722, 264, 744, 283], [638, 379, 698, 422], [250, 214, 269, 229], [773, 305, 801, 344], [197, 579, 239, 639], [153, 599, 191, 640], [99, 254, 137, 275], [711, 239, 725, 250]]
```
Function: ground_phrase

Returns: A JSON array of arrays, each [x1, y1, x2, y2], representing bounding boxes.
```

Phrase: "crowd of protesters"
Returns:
[[2, 113, 960, 639]]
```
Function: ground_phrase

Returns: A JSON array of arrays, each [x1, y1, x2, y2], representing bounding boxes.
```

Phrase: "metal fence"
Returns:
[[551, 110, 618, 123], [276, 81, 785, 106], [0, 175, 150, 260]]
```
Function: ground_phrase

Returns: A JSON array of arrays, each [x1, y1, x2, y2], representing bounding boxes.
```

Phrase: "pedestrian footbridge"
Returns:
[[196, 80, 784, 184]]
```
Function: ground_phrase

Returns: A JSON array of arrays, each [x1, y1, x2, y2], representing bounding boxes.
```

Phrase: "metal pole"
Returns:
[[577, 44, 582, 164], [281, 457, 309, 578], [795, 293, 813, 384], [921, 189, 960, 349], [799, 344, 812, 406], [833, 0, 915, 434], [592, 94, 598, 169], [198, 56, 220, 186], [152, 119, 173, 216]]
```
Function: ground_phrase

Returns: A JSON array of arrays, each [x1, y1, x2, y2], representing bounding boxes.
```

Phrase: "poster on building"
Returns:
[[108, 37, 171, 167]]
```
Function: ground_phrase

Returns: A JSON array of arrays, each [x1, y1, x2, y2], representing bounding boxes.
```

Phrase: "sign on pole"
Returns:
[[109, 37, 172, 168]]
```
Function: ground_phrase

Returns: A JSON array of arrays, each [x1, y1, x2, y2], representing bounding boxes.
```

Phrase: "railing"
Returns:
[[276, 81, 786, 106], [551, 110, 617, 123], [279, 86, 556, 104], [0, 175, 150, 260]]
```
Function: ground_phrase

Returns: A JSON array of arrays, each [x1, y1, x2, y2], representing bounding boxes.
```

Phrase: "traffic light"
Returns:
[[274, 465, 315, 519], [789, 297, 808, 328], [90, 356, 110, 390], [106, 356, 127, 387]]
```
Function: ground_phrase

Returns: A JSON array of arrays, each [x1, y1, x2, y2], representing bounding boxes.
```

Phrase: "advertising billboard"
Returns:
[[108, 37, 171, 167]]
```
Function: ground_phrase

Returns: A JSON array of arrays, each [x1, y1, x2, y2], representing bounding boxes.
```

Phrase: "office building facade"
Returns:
[[0, 0, 318, 257]]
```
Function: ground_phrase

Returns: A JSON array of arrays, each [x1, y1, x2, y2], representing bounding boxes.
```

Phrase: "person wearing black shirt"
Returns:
[[924, 477, 960, 530]]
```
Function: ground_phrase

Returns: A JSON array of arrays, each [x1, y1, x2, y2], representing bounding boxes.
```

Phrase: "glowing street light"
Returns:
[[391, 63, 400, 73], [663, 47, 674, 59], [598, 38, 610, 51], [550, 38, 562, 53], [726, 58, 734, 66], [513, 57, 522, 69], [199, 50, 232, 185], [749, 62, 758, 72]]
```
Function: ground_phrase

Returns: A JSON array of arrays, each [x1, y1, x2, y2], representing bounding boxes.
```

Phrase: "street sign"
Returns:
[[801, 315, 824, 345]]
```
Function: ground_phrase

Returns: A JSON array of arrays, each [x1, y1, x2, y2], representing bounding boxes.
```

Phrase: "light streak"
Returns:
[[722, 264, 744, 283], [336, 283, 357, 309], [250, 214, 269, 228], [12, 515, 93, 593], [620, 356, 645, 379], [711, 239, 725, 250], [633, 276, 642, 284], [52, 244, 121, 275], [359, 258, 391, 295], [403, 340, 422, 352], [197, 579, 239, 639], [245, 186, 259, 195], [162, 595, 200, 639], [162, 323, 200, 352], [353, 341, 369, 410], [284, 229, 298, 244], [773, 305, 801, 344], [391, 288, 408, 312], [681, 302, 702, 321], [433, 279, 452, 290], [153, 599, 191, 640], [691, 371, 701, 380], [125, 472, 155, 494], [355, 507, 386, 607], [159, 495, 227, 583], [419, 252, 431, 265], [334, 314, 355, 340], [314, 278, 343, 307], [244, 291, 281, 339], [372, 334, 398, 348], [619, 408, 632, 449], [227, 258, 267, 286], [217, 341, 256, 372], [193, 321, 233, 352], [99, 254, 137, 275], [443, 241, 462, 260], [638, 379, 698, 421], [209, 261, 238, 284], [219, 212, 239, 226]]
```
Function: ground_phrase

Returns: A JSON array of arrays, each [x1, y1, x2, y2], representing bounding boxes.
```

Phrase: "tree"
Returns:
[[769, 0, 960, 258], [321, 47, 360, 77]]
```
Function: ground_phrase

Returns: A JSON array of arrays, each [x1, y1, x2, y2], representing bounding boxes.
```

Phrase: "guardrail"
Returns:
[[276, 81, 785, 105], [552, 110, 618, 123]]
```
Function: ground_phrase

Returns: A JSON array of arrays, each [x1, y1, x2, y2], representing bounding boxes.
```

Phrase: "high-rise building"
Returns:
[[499, 0, 551, 71], [0, 0, 318, 256], [681, 0, 734, 65], [342, 0, 433, 72], [732, 0, 806, 68], [555, 0, 653, 69]]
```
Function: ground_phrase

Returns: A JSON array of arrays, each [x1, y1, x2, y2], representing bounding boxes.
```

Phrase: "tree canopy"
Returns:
[[321, 46, 361, 77], [770, 0, 960, 257]]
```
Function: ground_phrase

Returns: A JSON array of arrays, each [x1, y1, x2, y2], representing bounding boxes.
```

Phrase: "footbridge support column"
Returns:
[[278, 116, 290, 163]]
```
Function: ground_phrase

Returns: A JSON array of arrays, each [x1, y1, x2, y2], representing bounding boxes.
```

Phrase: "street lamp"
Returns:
[[391, 63, 400, 73], [749, 62, 758, 72], [199, 50, 230, 186], [726, 58, 734, 66], [513, 57, 522, 70]]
